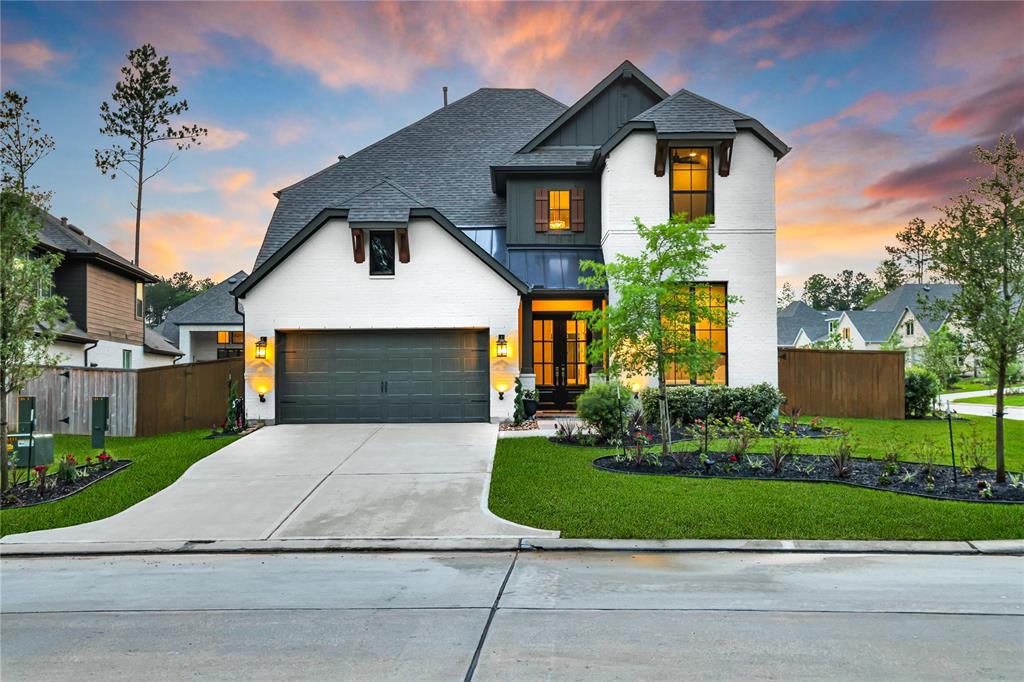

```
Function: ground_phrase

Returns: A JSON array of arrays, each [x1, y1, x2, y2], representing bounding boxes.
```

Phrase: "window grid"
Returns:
[[548, 190, 570, 230], [664, 284, 728, 386], [670, 147, 713, 221]]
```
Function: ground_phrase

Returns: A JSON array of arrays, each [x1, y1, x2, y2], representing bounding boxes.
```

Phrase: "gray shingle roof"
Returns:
[[863, 283, 958, 335], [845, 310, 906, 343], [157, 271, 247, 345], [38, 211, 155, 282], [255, 88, 567, 268], [144, 327, 183, 356], [777, 301, 841, 346], [499, 147, 599, 168]]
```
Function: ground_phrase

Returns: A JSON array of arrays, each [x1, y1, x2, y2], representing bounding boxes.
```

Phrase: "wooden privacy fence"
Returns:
[[3, 367, 137, 436], [5, 358, 244, 437], [136, 358, 244, 436], [778, 348, 906, 419]]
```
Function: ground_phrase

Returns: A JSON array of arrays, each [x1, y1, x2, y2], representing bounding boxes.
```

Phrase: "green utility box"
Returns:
[[18, 396, 36, 432], [9, 433, 55, 468], [92, 397, 109, 449]]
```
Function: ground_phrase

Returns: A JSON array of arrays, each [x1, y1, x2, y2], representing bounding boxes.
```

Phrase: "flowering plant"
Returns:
[[33, 465, 48, 495], [97, 451, 113, 470]]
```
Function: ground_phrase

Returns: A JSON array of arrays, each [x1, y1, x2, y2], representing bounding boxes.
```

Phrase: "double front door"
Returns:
[[533, 314, 589, 411]]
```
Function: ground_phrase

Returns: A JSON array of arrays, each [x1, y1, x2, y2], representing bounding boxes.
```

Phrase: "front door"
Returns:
[[533, 314, 589, 411]]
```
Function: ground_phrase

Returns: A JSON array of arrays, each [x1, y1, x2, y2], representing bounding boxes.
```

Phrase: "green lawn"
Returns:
[[954, 393, 1024, 407], [489, 415, 1024, 540], [1, 430, 238, 537], [947, 379, 1022, 394]]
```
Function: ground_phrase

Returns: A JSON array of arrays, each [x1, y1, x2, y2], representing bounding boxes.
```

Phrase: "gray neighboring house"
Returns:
[[156, 271, 248, 363], [777, 301, 841, 347]]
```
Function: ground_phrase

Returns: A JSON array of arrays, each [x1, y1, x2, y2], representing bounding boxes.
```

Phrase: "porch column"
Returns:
[[520, 297, 533, 375]]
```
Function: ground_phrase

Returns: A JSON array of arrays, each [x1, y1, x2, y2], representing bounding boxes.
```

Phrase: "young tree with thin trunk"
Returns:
[[887, 217, 933, 283], [777, 281, 795, 310], [578, 214, 737, 458], [926, 134, 1023, 483], [95, 43, 206, 265]]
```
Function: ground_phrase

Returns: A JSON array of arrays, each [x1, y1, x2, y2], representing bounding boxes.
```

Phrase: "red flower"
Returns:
[[729, 455, 738, 462], [33, 465, 47, 473], [98, 453, 111, 461]]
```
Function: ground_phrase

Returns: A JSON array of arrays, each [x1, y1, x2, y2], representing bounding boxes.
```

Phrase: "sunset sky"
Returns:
[[2, 1, 1021, 289]]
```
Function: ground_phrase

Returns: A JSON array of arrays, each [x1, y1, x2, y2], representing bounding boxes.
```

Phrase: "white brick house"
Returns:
[[234, 61, 789, 424]]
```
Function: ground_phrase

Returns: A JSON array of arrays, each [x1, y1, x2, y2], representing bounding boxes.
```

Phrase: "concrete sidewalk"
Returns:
[[941, 388, 1024, 420], [1, 423, 557, 546]]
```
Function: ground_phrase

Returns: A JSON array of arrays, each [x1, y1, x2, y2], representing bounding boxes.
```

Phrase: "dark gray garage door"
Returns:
[[277, 330, 490, 423]]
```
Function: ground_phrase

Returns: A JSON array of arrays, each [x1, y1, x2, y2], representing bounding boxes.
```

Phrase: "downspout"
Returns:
[[83, 340, 98, 368]]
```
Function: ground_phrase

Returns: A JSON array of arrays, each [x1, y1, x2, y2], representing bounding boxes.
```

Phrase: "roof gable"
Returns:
[[519, 60, 668, 153], [158, 271, 247, 345], [38, 211, 156, 282]]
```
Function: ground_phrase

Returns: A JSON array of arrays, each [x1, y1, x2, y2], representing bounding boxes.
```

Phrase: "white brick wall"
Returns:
[[601, 130, 779, 387], [239, 217, 522, 422]]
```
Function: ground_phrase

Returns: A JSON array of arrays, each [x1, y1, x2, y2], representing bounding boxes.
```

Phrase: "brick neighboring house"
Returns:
[[156, 271, 248, 363], [232, 60, 790, 424], [38, 212, 181, 369]]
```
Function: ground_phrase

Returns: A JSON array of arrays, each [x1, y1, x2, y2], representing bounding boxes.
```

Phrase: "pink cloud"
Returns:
[[797, 91, 902, 136], [2, 38, 65, 72], [197, 124, 248, 151], [755, 58, 774, 70], [926, 76, 1024, 137]]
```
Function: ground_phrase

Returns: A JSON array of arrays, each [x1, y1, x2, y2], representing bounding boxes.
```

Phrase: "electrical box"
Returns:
[[18, 396, 36, 432], [91, 397, 109, 449], [10, 433, 54, 468]]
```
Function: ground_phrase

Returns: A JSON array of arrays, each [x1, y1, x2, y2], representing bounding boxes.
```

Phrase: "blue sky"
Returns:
[[2, 1, 1021, 285]]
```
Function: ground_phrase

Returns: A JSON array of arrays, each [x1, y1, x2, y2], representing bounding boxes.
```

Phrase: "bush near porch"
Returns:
[[0, 430, 238, 537], [489, 415, 1024, 540]]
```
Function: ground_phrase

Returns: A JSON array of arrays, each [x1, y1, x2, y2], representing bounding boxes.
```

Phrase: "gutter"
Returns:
[[83, 340, 98, 368]]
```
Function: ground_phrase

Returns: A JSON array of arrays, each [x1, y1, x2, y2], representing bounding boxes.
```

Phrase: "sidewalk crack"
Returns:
[[464, 547, 519, 681]]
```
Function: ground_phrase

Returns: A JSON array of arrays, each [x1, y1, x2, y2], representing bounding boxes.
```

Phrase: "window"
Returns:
[[135, 282, 144, 318], [842, 327, 851, 341], [828, 319, 838, 333], [548, 190, 570, 230], [670, 147, 713, 220], [904, 321, 915, 336], [369, 231, 396, 276], [664, 284, 728, 385], [122, 349, 132, 369], [217, 331, 244, 344]]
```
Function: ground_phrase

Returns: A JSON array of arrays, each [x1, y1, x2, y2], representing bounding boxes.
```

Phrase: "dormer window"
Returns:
[[548, 190, 570, 230], [670, 147, 713, 221]]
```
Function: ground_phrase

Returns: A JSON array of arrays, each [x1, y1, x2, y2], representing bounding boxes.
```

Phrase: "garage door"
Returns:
[[277, 330, 490, 423]]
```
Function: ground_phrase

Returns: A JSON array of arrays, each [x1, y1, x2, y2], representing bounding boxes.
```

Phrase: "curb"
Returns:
[[2, 537, 1020, 558]]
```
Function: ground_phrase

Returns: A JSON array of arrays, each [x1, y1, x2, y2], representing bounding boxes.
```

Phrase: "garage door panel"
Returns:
[[278, 330, 489, 424]]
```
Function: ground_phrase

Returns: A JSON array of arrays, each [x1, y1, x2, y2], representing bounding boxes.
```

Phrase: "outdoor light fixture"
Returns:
[[254, 336, 267, 359], [497, 383, 508, 400], [257, 386, 268, 403], [495, 334, 508, 357]]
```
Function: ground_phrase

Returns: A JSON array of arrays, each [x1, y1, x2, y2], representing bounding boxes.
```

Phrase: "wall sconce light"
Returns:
[[257, 386, 267, 403], [497, 383, 508, 400], [496, 334, 508, 358], [254, 336, 268, 359]]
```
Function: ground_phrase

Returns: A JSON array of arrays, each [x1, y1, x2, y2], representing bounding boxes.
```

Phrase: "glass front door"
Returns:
[[533, 314, 588, 411]]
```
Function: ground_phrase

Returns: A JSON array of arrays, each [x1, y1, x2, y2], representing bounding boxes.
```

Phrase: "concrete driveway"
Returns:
[[940, 388, 1024, 420], [1, 424, 557, 545]]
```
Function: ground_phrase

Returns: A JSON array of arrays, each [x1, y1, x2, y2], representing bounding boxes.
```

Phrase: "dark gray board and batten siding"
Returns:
[[505, 177, 601, 246], [537, 78, 664, 148]]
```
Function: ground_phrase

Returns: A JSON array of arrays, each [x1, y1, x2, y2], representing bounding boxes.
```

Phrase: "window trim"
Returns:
[[669, 146, 715, 222], [135, 282, 144, 319], [904, 321, 914, 336], [368, 230, 397, 276], [664, 282, 729, 386], [122, 348, 132, 369], [548, 189, 571, 231]]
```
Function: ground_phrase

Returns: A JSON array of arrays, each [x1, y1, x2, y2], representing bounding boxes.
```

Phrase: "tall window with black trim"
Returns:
[[664, 283, 728, 385], [369, 231, 396, 276], [670, 147, 713, 221]]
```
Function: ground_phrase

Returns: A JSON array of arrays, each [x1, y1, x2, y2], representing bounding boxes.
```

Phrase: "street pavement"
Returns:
[[2, 550, 1021, 680], [940, 388, 1024, 421]]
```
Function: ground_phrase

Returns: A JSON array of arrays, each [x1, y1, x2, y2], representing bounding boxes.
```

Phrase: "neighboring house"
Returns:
[[780, 284, 962, 366], [233, 60, 789, 424], [156, 271, 248, 363], [777, 301, 841, 348], [37, 212, 181, 369]]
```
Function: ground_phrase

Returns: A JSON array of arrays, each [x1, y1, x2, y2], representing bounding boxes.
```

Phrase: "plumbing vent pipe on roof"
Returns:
[[443, 86, 448, 108]]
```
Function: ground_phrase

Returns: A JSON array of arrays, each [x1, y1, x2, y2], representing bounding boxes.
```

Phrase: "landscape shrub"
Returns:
[[575, 381, 628, 442], [639, 383, 784, 427], [905, 366, 941, 418]]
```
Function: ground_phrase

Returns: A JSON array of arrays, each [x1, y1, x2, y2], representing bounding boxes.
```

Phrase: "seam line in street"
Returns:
[[263, 425, 384, 539], [464, 548, 519, 681]]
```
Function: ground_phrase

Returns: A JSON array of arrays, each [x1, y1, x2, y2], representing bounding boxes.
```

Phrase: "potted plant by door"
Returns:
[[522, 389, 538, 419]]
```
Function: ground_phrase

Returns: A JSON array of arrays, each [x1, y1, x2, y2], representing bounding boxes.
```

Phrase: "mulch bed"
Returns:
[[0, 460, 132, 510], [204, 423, 263, 440], [500, 419, 539, 432], [553, 422, 841, 447], [593, 453, 1024, 504]]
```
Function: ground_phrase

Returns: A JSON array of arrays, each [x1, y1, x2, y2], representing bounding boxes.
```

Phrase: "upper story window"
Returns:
[[217, 331, 244, 344], [904, 321, 915, 336], [535, 187, 584, 233], [548, 190, 570, 230], [122, 349, 132, 369], [135, 282, 144, 318], [828, 320, 838, 333], [369, 231, 396, 276], [670, 147, 713, 221], [841, 327, 851, 341]]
